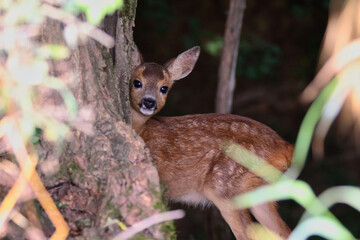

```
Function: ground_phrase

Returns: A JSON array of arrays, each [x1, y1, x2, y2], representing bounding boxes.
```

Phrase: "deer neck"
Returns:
[[131, 107, 151, 135]]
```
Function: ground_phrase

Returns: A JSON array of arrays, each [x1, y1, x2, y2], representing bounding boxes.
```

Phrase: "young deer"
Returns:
[[130, 46, 292, 239]]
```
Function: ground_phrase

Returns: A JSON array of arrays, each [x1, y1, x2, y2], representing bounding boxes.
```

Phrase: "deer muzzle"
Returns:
[[139, 97, 157, 115]]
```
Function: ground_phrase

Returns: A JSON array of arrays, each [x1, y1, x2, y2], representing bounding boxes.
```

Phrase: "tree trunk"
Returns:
[[38, 1, 169, 239], [216, 0, 246, 114]]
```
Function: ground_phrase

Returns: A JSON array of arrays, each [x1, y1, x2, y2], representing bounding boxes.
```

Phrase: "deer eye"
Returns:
[[133, 80, 142, 88], [160, 86, 168, 94]]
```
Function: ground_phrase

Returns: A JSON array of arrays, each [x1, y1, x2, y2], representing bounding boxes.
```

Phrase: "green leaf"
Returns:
[[289, 217, 355, 240], [233, 181, 295, 209], [38, 45, 69, 60], [224, 142, 282, 183], [73, 0, 124, 25], [287, 78, 339, 179], [301, 186, 360, 222], [204, 37, 223, 56], [43, 119, 69, 141], [319, 186, 360, 212]]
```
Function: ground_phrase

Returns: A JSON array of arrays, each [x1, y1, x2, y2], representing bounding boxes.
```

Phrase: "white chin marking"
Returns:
[[140, 108, 154, 116]]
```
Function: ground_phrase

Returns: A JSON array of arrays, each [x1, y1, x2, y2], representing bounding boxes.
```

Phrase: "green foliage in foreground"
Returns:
[[225, 78, 359, 240]]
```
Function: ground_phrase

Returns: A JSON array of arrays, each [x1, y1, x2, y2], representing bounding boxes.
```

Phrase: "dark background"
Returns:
[[134, 0, 360, 239]]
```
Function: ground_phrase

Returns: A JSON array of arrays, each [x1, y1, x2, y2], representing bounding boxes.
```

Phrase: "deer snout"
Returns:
[[143, 98, 156, 109], [139, 97, 157, 115]]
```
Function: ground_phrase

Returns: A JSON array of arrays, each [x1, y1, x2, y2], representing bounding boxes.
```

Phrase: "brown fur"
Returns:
[[130, 46, 292, 239], [142, 114, 293, 198]]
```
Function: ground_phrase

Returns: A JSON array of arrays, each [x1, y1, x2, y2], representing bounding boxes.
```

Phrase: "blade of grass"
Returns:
[[301, 186, 360, 222], [289, 216, 355, 240], [287, 78, 339, 179]]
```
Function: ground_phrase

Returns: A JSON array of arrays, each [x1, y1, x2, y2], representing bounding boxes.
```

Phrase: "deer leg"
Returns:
[[204, 189, 252, 240], [239, 173, 290, 238], [250, 202, 290, 239]]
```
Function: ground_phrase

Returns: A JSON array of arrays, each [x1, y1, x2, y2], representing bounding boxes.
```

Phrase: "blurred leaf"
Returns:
[[224, 143, 345, 230], [0, 0, 12, 10], [301, 186, 360, 222], [31, 135, 40, 144], [103, 217, 121, 228], [44, 119, 69, 142], [224, 142, 282, 183], [288, 78, 338, 179], [205, 37, 224, 56], [63, 24, 79, 49], [232, 179, 323, 214], [233, 181, 295, 209], [31, 127, 42, 144], [19, 114, 36, 142], [289, 216, 355, 240], [7, 57, 48, 85], [3, 0, 43, 26], [118, 221, 127, 230], [247, 223, 282, 240], [233, 178, 353, 239], [37, 45, 69, 60], [72, 0, 124, 25]]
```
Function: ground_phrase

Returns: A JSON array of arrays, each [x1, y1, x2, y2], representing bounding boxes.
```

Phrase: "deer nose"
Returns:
[[142, 98, 157, 110]]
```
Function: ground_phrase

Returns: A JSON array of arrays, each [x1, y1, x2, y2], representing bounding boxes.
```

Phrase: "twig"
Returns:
[[112, 210, 185, 240], [216, 0, 246, 114]]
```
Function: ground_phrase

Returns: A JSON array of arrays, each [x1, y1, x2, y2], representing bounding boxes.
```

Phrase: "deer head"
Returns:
[[130, 46, 200, 133]]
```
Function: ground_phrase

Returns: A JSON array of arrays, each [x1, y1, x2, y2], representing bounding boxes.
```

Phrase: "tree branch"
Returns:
[[216, 0, 246, 114]]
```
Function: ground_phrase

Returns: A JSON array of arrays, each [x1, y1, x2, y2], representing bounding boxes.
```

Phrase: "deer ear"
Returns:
[[131, 44, 144, 69], [165, 46, 200, 81]]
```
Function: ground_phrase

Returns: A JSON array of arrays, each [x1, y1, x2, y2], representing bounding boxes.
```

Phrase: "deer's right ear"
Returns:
[[165, 46, 200, 81], [131, 44, 144, 69]]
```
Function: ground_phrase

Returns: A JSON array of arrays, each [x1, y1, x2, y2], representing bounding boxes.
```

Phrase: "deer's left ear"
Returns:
[[131, 44, 144, 69], [165, 46, 200, 81]]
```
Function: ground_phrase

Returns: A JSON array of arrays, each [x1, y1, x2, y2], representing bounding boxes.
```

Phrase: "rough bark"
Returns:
[[216, 0, 246, 114], [37, 1, 168, 239]]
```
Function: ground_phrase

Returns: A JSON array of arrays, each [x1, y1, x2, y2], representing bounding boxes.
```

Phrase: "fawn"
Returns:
[[130, 46, 292, 239]]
